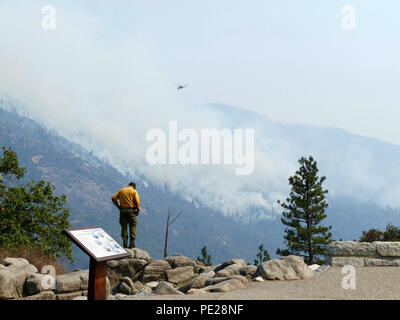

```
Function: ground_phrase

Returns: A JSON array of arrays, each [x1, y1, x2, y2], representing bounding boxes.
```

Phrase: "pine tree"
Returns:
[[276, 156, 332, 265], [253, 243, 270, 266], [197, 246, 212, 266]]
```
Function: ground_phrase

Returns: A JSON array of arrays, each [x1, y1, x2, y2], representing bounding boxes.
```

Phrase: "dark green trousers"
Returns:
[[119, 208, 137, 246]]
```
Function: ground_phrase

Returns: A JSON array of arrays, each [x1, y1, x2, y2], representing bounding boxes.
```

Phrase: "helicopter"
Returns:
[[177, 83, 188, 90]]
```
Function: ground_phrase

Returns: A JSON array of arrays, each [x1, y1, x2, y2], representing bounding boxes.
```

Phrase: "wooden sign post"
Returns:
[[88, 257, 107, 300], [63, 227, 130, 300]]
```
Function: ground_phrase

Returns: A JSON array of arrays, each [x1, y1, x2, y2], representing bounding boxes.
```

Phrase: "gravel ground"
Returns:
[[114, 267, 400, 300]]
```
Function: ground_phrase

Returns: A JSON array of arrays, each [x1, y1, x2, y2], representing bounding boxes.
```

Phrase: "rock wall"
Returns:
[[326, 241, 400, 266], [0, 249, 320, 300]]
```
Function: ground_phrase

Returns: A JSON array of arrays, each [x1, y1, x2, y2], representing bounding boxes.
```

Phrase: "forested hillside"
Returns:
[[2, 106, 400, 271], [0, 107, 284, 270]]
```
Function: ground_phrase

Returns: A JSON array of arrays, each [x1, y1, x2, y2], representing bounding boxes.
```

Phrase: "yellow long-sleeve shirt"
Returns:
[[112, 186, 140, 210]]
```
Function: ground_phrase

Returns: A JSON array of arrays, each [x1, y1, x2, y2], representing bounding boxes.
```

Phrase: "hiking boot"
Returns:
[[123, 241, 128, 248], [129, 240, 135, 249]]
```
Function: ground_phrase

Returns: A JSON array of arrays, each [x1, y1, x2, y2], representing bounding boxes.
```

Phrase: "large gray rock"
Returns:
[[203, 279, 245, 293], [107, 258, 147, 287], [166, 266, 195, 285], [184, 270, 215, 291], [132, 248, 153, 262], [0, 258, 38, 299], [214, 259, 246, 272], [240, 265, 257, 277], [117, 277, 138, 295], [25, 273, 52, 295], [256, 259, 297, 280], [217, 263, 244, 277], [326, 241, 376, 256], [153, 281, 184, 295], [256, 256, 313, 280], [140, 260, 172, 283], [118, 282, 132, 295], [283, 256, 314, 280], [376, 242, 400, 257], [164, 255, 199, 270], [55, 270, 88, 293], [1, 258, 31, 267]]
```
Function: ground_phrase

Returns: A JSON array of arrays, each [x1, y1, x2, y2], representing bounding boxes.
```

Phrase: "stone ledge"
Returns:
[[327, 241, 400, 258]]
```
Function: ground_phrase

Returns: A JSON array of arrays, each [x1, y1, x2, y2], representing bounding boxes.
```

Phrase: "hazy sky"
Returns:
[[66, 0, 400, 145], [2, 0, 400, 144], [1, 1, 400, 216]]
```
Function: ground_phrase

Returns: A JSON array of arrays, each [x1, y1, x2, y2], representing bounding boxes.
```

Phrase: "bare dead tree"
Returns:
[[163, 206, 183, 258]]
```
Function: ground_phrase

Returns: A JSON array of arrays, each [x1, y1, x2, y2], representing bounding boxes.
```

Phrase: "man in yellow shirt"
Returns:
[[112, 182, 141, 248]]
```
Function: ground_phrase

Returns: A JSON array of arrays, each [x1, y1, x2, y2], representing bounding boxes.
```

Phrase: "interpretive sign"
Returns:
[[63, 227, 130, 262], [63, 227, 130, 300]]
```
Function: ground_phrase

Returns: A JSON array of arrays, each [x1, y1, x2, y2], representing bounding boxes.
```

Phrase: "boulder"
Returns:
[[133, 281, 144, 291], [1, 258, 31, 267], [166, 266, 195, 285], [55, 270, 88, 293], [256, 256, 313, 280], [312, 265, 330, 276], [145, 281, 159, 289], [183, 270, 215, 291], [118, 281, 133, 295], [107, 258, 147, 287], [117, 277, 137, 295], [25, 273, 52, 295], [153, 281, 184, 295], [215, 263, 243, 277], [376, 242, 400, 257], [240, 265, 257, 277], [140, 260, 171, 283], [203, 279, 244, 293], [256, 259, 297, 280], [308, 264, 320, 272], [20, 291, 56, 300], [164, 255, 199, 269], [132, 248, 153, 262], [0, 258, 38, 299], [326, 241, 376, 256], [214, 259, 246, 272], [283, 256, 314, 280]]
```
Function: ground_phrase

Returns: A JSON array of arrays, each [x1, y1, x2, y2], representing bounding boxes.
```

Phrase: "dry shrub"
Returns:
[[0, 244, 67, 275]]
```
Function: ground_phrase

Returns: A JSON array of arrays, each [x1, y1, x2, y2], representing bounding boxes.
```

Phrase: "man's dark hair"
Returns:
[[129, 182, 136, 188]]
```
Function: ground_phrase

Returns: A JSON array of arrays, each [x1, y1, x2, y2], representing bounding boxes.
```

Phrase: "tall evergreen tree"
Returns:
[[276, 156, 332, 265]]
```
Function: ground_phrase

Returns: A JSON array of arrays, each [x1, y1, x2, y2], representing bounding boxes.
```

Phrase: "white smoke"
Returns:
[[1, 1, 399, 220]]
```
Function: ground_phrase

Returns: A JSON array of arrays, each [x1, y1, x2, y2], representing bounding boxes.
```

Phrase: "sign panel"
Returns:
[[63, 227, 130, 262]]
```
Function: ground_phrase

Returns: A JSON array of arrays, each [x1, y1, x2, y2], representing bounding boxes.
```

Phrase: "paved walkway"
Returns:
[[127, 267, 400, 300]]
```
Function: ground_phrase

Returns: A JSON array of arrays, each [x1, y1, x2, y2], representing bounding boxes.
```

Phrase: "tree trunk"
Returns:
[[163, 214, 170, 258]]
